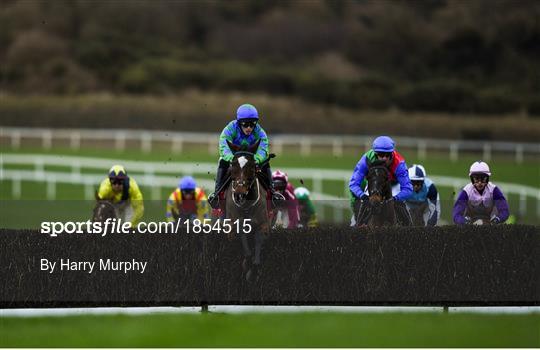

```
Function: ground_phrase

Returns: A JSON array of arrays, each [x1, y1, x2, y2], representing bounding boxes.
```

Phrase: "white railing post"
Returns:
[[208, 138, 217, 155], [171, 136, 183, 154], [450, 143, 459, 162], [515, 145, 524, 164], [11, 130, 21, 149], [71, 161, 81, 181], [46, 177, 56, 200], [332, 139, 343, 157], [35, 159, 44, 179], [70, 131, 81, 151], [483, 143, 492, 162], [300, 137, 311, 157], [115, 131, 126, 152], [42, 130, 52, 150], [273, 139, 283, 155], [141, 132, 152, 154], [417, 140, 427, 160]]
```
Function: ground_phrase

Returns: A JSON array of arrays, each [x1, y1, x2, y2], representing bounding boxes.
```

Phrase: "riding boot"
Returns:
[[394, 200, 412, 226], [208, 167, 228, 209]]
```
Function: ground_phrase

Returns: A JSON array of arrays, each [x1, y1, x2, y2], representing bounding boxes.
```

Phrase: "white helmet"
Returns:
[[408, 164, 426, 181], [469, 161, 491, 176]]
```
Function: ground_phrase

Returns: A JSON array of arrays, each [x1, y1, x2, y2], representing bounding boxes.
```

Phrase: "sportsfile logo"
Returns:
[[40, 218, 253, 237]]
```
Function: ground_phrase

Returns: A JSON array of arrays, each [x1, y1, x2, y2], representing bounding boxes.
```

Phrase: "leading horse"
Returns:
[[224, 140, 270, 281]]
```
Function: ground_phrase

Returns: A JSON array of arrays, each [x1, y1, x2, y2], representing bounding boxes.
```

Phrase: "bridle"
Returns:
[[230, 151, 261, 209], [231, 177, 260, 208], [367, 165, 391, 214]]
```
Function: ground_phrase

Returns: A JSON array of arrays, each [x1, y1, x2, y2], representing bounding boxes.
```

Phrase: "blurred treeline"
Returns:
[[1, 0, 540, 116]]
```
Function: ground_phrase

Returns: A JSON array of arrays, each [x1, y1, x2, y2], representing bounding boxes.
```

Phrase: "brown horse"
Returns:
[[93, 192, 117, 222], [408, 202, 428, 226], [356, 160, 397, 227], [225, 140, 270, 281]]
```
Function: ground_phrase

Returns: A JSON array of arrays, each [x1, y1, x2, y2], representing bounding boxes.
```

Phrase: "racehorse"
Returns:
[[225, 140, 270, 282], [356, 160, 397, 227], [92, 198, 117, 223], [408, 202, 428, 226]]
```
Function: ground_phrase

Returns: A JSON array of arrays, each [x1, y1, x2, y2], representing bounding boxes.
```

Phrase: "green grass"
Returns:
[[2, 145, 539, 187], [1, 312, 538, 347], [1, 146, 539, 227]]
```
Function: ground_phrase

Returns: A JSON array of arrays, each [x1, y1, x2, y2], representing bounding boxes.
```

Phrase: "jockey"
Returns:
[[405, 164, 441, 226], [294, 187, 319, 228], [97, 165, 144, 226], [349, 136, 413, 225], [271, 170, 299, 229], [453, 161, 509, 225], [208, 103, 283, 209], [166, 176, 209, 222]]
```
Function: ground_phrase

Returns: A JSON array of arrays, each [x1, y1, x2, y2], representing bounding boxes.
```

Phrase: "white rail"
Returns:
[[1, 154, 539, 220], [2, 127, 539, 163]]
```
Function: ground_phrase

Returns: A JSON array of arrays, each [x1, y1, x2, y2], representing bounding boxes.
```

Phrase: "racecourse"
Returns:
[[1, 144, 539, 226], [1, 145, 539, 347]]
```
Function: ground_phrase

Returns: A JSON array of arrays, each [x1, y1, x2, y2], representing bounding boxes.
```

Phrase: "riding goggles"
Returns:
[[375, 151, 393, 159], [240, 121, 257, 129], [110, 178, 124, 185], [471, 175, 489, 183], [411, 180, 424, 187]]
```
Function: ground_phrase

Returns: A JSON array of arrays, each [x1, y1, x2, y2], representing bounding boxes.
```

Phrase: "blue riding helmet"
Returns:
[[179, 176, 196, 191], [237, 104, 259, 121], [372, 136, 395, 153]]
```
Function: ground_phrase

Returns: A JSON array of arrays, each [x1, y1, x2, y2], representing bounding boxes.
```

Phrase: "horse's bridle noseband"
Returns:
[[231, 177, 261, 209], [230, 151, 261, 209]]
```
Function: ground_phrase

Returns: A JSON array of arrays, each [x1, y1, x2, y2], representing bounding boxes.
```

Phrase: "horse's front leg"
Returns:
[[240, 232, 251, 259], [253, 228, 265, 265]]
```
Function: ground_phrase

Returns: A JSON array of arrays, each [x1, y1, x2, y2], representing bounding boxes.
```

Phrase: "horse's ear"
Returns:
[[247, 139, 261, 154], [227, 140, 241, 153]]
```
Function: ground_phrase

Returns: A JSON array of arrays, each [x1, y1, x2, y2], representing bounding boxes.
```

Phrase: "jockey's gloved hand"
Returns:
[[464, 216, 471, 224], [490, 216, 501, 224], [272, 191, 286, 202]]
